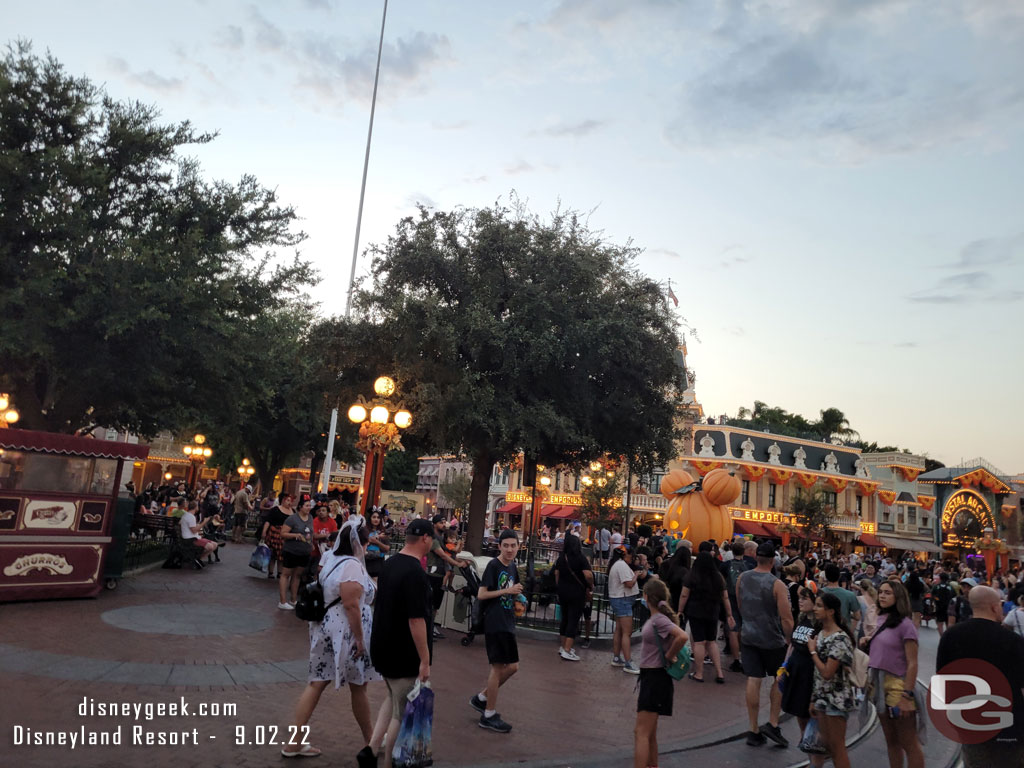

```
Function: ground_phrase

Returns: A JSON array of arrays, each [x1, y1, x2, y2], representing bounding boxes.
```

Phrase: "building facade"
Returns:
[[860, 452, 943, 557]]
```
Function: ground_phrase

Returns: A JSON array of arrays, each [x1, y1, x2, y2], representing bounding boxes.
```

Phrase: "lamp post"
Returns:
[[347, 376, 411, 516], [182, 434, 212, 488], [0, 393, 19, 428], [236, 458, 256, 489]]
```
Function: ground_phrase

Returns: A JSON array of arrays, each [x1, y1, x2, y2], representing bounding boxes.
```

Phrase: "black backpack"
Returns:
[[294, 557, 349, 622]]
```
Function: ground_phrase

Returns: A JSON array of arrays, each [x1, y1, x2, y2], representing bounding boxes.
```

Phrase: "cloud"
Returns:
[[648, 248, 681, 260], [462, 175, 489, 184], [216, 26, 245, 50], [503, 161, 534, 175], [951, 232, 1024, 267], [107, 57, 184, 92], [540, 119, 606, 138], [908, 270, 1024, 304], [664, 1, 1024, 162], [250, 7, 286, 52]]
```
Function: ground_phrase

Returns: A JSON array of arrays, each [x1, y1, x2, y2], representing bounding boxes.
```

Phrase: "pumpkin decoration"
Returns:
[[659, 469, 694, 498], [660, 467, 734, 542], [702, 469, 742, 506]]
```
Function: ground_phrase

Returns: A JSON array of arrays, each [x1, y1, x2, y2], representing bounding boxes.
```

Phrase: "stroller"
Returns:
[[454, 556, 484, 646]]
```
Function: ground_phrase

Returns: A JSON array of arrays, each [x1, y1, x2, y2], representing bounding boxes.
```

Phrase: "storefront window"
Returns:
[[741, 481, 750, 505], [768, 484, 777, 508]]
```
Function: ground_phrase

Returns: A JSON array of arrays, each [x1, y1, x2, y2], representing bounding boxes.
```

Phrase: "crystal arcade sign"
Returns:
[[941, 489, 996, 547]]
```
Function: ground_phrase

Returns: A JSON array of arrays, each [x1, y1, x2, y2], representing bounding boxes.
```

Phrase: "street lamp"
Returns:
[[237, 458, 256, 486], [182, 433, 212, 488], [347, 376, 411, 515], [0, 393, 19, 427]]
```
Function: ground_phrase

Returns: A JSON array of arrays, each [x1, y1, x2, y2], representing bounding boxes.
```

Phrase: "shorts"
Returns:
[[728, 596, 742, 631], [428, 575, 445, 612], [233, 512, 248, 527], [191, 537, 214, 549], [817, 706, 851, 719], [637, 667, 674, 716], [687, 617, 719, 643], [740, 644, 787, 679], [282, 551, 311, 569], [484, 632, 519, 665], [910, 598, 924, 613], [384, 677, 418, 721], [610, 595, 636, 618]]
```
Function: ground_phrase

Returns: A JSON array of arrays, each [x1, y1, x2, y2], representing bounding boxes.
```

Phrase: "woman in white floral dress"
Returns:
[[807, 591, 857, 768], [282, 516, 382, 759]]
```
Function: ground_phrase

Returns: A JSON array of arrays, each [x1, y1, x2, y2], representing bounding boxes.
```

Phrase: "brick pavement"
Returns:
[[0, 544, 958, 767]]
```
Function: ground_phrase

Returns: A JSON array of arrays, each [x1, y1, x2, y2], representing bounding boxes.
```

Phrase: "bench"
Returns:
[[132, 513, 205, 569]]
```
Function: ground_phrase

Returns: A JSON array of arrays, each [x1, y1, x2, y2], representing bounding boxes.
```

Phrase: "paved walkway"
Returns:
[[0, 544, 958, 767]]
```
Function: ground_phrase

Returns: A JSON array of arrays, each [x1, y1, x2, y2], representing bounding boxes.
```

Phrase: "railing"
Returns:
[[514, 571, 644, 639], [629, 494, 669, 511]]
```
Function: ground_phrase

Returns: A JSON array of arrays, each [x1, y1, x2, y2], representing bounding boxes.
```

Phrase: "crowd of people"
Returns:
[[131, 481, 1024, 767]]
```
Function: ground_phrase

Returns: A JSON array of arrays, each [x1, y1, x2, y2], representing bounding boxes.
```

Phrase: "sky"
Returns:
[[6, 0, 1023, 473]]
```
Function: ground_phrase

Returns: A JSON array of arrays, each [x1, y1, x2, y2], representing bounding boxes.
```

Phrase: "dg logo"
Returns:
[[928, 659, 1014, 744]]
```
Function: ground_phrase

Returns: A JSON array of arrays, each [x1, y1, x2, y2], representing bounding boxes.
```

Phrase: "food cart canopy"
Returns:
[[0, 429, 150, 461]]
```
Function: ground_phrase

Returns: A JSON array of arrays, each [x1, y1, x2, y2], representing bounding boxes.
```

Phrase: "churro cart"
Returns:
[[0, 428, 149, 601]]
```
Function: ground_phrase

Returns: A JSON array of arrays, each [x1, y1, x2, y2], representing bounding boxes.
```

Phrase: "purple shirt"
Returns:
[[639, 612, 678, 669], [868, 616, 918, 677]]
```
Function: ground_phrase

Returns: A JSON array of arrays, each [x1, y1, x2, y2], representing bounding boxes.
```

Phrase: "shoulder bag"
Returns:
[[653, 620, 691, 680]]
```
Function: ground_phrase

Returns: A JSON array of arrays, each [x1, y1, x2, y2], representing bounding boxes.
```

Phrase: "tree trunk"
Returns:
[[309, 448, 325, 494], [465, 449, 494, 555]]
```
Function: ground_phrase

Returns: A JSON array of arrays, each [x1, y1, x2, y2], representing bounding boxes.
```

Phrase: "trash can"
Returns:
[[102, 496, 137, 590]]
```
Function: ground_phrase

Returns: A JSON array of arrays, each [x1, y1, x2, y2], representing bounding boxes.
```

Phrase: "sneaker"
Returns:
[[469, 694, 487, 713], [355, 745, 377, 768], [704, 657, 713, 665], [759, 723, 789, 748], [579, 639, 591, 649], [479, 713, 512, 733], [566, 648, 581, 661], [277, 602, 294, 610], [559, 648, 580, 662], [729, 659, 744, 673], [432, 626, 445, 640], [610, 655, 624, 667], [746, 730, 767, 746], [622, 660, 640, 675]]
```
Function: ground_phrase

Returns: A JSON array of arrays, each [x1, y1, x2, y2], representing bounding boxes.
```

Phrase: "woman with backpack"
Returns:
[[678, 550, 734, 683], [553, 533, 594, 661], [282, 515, 382, 759], [633, 578, 689, 768], [860, 579, 925, 768], [806, 591, 857, 768]]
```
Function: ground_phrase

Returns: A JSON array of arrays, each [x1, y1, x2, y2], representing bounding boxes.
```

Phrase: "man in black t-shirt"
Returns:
[[936, 585, 1024, 767], [369, 518, 435, 768], [470, 529, 523, 734]]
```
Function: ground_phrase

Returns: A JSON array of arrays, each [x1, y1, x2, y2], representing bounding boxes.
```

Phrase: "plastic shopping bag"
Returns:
[[249, 544, 271, 573], [798, 717, 829, 755], [393, 680, 433, 768]]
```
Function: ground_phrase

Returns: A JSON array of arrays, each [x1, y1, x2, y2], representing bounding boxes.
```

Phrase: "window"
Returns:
[[0, 452, 117, 496], [908, 507, 917, 525], [574, 474, 580, 491], [555, 472, 562, 491], [921, 516, 929, 528], [897, 505, 905, 525], [741, 480, 750, 505], [883, 509, 891, 523], [768, 484, 777, 508], [824, 491, 837, 508], [856, 496, 863, 515]]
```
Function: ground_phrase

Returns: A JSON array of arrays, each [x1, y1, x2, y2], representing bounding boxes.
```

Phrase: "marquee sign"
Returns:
[[730, 508, 792, 525], [941, 489, 996, 547]]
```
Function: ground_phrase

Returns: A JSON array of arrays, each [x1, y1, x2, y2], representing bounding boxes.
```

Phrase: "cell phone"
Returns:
[[888, 706, 901, 718]]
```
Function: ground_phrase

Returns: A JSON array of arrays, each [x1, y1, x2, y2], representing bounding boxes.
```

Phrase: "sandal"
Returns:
[[281, 745, 321, 758], [715, 676, 725, 684], [688, 672, 704, 683]]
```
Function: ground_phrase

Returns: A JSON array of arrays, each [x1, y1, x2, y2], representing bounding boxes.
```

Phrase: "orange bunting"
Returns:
[[896, 466, 923, 482], [878, 490, 897, 506], [917, 495, 936, 511], [825, 477, 849, 493], [740, 464, 767, 481], [768, 468, 793, 485], [795, 472, 818, 489], [690, 460, 723, 476], [1003, 505, 1017, 519], [855, 481, 877, 496]]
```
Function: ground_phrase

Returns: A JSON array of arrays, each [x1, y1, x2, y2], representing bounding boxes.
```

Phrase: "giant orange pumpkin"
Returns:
[[702, 469, 742, 506], [661, 467, 734, 541]]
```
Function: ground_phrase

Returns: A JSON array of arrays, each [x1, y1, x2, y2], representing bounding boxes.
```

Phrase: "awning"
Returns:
[[546, 506, 581, 520], [540, 504, 563, 517], [878, 536, 943, 554], [734, 520, 770, 537], [793, 529, 825, 543], [857, 533, 885, 548], [0, 428, 151, 461], [496, 502, 523, 515], [761, 523, 781, 538]]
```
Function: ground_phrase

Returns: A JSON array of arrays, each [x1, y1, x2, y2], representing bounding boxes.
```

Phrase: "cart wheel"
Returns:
[[460, 637, 472, 646], [105, 578, 118, 590]]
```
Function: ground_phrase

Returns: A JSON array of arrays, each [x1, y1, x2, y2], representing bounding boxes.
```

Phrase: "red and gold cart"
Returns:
[[0, 428, 149, 601]]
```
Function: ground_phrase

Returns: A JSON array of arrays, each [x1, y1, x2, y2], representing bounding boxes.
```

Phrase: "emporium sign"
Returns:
[[504, 491, 606, 508], [941, 489, 995, 546], [730, 508, 792, 525]]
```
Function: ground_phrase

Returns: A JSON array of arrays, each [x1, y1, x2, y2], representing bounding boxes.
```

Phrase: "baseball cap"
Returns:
[[245, 484, 252, 492], [431, 514, 446, 525], [407, 519, 434, 537], [756, 540, 777, 558], [960, 577, 978, 588], [610, 532, 623, 545]]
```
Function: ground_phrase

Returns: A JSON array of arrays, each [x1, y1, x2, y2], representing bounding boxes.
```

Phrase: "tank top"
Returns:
[[738, 570, 785, 649]]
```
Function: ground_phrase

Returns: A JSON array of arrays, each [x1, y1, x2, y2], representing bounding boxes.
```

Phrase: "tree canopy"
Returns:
[[0, 42, 314, 436], [348, 202, 685, 552]]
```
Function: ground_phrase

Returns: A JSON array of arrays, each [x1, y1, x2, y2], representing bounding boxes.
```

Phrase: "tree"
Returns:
[[350, 202, 684, 553], [578, 468, 623, 533], [816, 408, 860, 442], [438, 472, 473, 514], [382, 450, 419, 493], [0, 42, 312, 436], [791, 488, 836, 544]]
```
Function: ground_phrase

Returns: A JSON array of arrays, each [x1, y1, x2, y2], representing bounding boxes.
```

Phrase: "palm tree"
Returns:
[[817, 407, 860, 442]]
